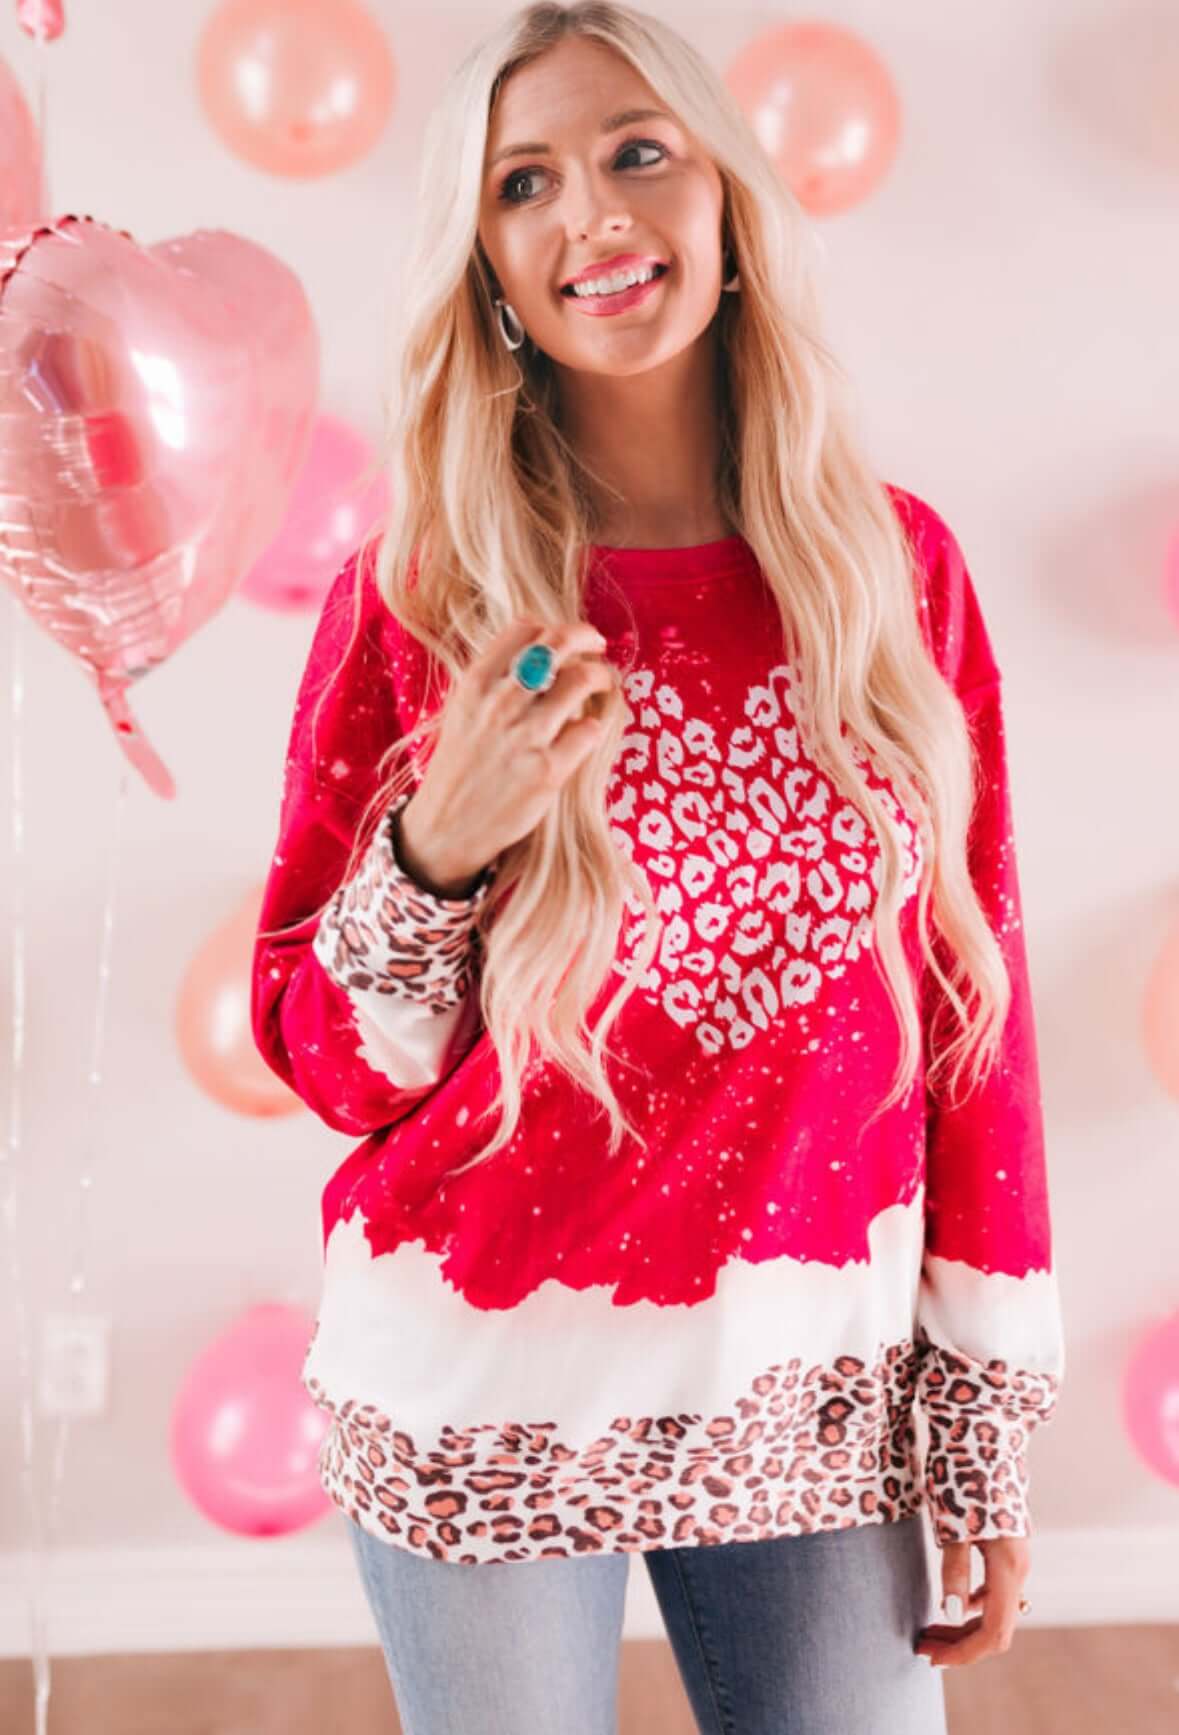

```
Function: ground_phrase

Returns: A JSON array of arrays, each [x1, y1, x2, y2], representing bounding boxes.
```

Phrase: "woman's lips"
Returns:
[[560, 263, 669, 317]]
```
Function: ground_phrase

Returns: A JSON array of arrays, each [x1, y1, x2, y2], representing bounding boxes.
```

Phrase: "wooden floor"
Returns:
[[2, 1628, 1178, 1733]]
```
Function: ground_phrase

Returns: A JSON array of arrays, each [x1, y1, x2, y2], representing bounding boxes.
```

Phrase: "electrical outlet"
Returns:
[[38, 1313, 111, 1418]]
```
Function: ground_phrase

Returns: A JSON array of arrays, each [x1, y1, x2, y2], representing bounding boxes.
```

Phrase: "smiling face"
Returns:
[[477, 35, 728, 379]]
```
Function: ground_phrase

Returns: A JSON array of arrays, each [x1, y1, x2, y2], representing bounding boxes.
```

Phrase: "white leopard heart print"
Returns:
[[606, 663, 924, 1055]]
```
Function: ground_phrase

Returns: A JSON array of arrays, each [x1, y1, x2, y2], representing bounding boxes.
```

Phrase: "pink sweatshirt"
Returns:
[[251, 486, 1065, 1566]]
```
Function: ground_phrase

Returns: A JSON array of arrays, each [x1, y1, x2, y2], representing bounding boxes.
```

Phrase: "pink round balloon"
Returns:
[[197, 0, 396, 180], [1164, 526, 1179, 631], [176, 885, 304, 1117], [170, 1303, 332, 1536], [1122, 1311, 1179, 1488], [0, 213, 319, 799], [0, 55, 45, 228], [240, 412, 389, 613], [726, 21, 901, 216], [16, 0, 65, 42]]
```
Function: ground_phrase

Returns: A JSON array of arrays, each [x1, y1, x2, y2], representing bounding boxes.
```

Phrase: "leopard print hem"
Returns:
[[304, 1339, 929, 1566]]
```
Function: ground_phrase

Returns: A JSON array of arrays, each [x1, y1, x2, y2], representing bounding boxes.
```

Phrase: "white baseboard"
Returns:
[[1, 1524, 1175, 1659]]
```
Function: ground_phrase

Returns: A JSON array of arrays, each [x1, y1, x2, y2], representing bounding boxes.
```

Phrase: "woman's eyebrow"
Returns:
[[486, 107, 676, 170]]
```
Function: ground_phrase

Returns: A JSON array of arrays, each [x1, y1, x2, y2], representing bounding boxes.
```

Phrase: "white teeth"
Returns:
[[569, 264, 662, 298]]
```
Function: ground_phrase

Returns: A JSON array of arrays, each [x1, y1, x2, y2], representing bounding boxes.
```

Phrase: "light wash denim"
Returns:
[[344, 1510, 948, 1734]]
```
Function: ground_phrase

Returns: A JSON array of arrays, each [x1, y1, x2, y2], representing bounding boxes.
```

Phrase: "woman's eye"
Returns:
[[497, 139, 666, 205]]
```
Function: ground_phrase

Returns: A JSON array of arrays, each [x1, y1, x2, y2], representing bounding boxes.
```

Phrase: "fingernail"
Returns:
[[943, 1593, 963, 1622]]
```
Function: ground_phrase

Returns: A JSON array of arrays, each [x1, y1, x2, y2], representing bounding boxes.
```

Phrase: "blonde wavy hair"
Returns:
[[270, 0, 1011, 1175]]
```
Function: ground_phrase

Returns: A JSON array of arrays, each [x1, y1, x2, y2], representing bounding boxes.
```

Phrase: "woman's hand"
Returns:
[[400, 617, 616, 891], [914, 1536, 1031, 1667]]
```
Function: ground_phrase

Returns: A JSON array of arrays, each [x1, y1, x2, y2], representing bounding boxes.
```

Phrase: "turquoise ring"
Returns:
[[510, 640, 556, 694]]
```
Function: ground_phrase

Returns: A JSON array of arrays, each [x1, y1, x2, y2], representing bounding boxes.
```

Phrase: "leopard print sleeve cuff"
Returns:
[[917, 1335, 1061, 1546], [312, 792, 497, 1015]]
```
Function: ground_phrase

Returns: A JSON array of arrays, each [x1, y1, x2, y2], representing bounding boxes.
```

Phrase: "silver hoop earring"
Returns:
[[495, 296, 525, 350]]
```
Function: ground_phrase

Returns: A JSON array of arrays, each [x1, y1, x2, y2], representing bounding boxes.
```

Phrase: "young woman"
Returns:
[[252, 4, 1065, 1729]]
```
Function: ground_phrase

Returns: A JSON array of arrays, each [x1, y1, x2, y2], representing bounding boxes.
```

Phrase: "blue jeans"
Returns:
[[344, 1510, 948, 1734]]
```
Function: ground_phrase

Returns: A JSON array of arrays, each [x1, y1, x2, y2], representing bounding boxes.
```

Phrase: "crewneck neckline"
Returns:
[[586, 532, 760, 586]]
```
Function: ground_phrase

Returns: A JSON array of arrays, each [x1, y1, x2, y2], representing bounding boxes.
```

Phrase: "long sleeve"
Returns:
[[907, 499, 1066, 1546], [251, 546, 493, 1138]]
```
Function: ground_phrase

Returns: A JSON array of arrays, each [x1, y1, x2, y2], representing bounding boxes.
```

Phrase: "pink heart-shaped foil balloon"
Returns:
[[0, 212, 319, 797]]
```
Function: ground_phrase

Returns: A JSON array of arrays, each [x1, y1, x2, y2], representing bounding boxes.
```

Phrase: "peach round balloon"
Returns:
[[239, 412, 390, 613], [0, 214, 319, 799], [1142, 910, 1179, 1101], [197, 0, 396, 179], [170, 1303, 332, 1536], [1122, 1311, 1179, 1488], [176, 886, 304, 1117], [726, 21, 901, 216], [0, 55, 44, 228]]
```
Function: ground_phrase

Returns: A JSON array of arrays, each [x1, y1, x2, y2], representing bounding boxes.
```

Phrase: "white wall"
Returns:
[[2, 0, 1178, 1651]]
